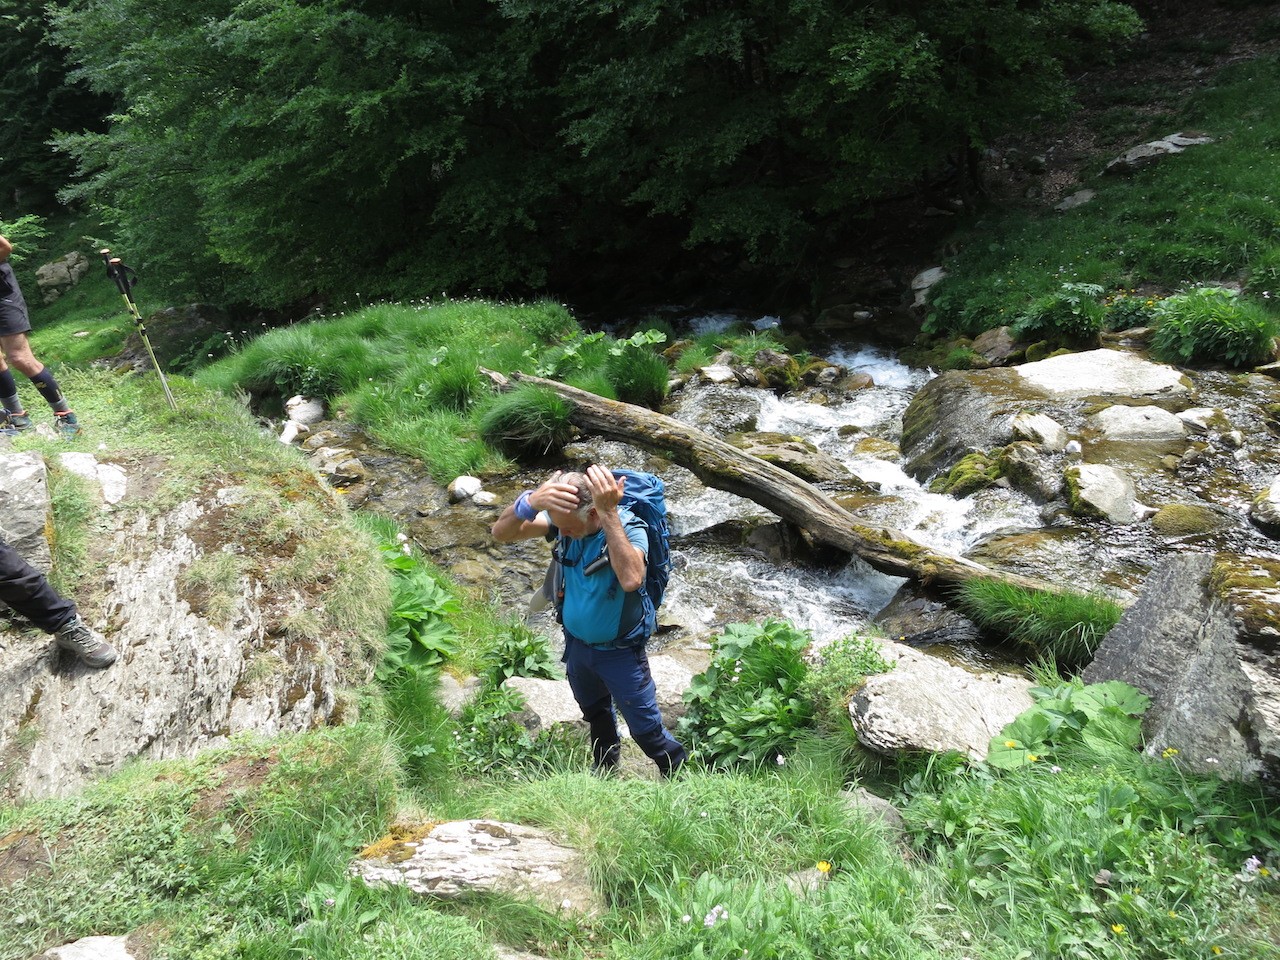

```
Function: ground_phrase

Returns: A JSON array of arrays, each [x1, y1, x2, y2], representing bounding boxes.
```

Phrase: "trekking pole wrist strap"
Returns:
[[514, 490, 538, 522]]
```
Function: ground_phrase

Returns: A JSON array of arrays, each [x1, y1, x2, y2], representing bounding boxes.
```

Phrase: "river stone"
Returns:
[[911, 267, 946, 308], [1087, 405, 1186, 441], [0, 452, 53, 573], [848, 643, 1034, 761], [1177, 407, 1229, 435], [1015, 349, 1191, 400], [998, 441, 1063, 501], [447, 475, 483, 502], [698, 364, 739, 385], [352, 819, 602, 916], [971, 326, 1021, 366], [899, 368, 1026, 479], [285, 395, 326, 425], [1065, 464, 1138, 524], [1011, 411, 1068, 451], [727, 432, 850, 483], [35, 936, 136, 960], [1150, 503, 1233, 538], [1249, 476, 1280, 539], [310, 446, 369, 484], [1054, 188, 1096, 212], [1084, 553, 1280, 780]]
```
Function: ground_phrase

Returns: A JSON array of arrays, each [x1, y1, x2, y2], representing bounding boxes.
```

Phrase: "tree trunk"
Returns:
[[495, 370, 1053, 593]]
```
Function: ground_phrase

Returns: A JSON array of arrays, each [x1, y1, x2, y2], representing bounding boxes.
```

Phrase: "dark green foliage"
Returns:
[[1150, 286, 1279, 368], [478, 386, 574, 459], [478, 622, 560, 689], [0, 1, 110, 206], [1012, 282, 1107, 343], [798, 633, 894, 735], [47, 0, 1140, 307], [1103, 291, 1158, 330], [681, 619, 814, 768], [956, 580, 1124, 669]]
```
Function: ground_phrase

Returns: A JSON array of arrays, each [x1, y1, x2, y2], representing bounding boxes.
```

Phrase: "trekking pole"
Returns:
[[100, 249, 178, 411]]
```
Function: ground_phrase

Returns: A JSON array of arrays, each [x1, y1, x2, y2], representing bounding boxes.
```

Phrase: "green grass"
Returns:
[[926, 55, 1280, 341], [955, 579, 1125, 669]]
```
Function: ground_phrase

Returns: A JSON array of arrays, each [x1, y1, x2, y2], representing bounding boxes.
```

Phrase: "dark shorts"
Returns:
[[0, 264, 32, 337]]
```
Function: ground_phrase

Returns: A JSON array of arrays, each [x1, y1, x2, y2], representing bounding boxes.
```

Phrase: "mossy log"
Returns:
[[492, 370, 1053, 593]]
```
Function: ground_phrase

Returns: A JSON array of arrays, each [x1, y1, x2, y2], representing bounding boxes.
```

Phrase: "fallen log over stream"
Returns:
[[486, 369, 1054, 594]]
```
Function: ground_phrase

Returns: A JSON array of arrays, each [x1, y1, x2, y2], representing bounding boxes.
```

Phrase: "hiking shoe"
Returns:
[[3, 411, 32, 432], [54, 412, 81, 437], [54, 616, 118, 668]]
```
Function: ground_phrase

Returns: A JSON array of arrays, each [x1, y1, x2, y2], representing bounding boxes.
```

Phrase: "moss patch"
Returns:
[[930, 452, 1003, 497], [1209, 553, 1280, 645]]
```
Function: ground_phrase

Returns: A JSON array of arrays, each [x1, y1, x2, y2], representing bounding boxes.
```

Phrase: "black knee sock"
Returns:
[[28, 369, 71, 414], [0, 369, 22, 414]]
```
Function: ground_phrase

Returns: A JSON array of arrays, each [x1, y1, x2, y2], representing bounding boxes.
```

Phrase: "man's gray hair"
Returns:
[[557, 471, 593, 517]]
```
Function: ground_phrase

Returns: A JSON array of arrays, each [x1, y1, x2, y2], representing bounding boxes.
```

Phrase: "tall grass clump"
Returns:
[[478, 386, 574, 459], [1150, 286, 1278, 367], [955, 580, 1124, 669], [606, 342, 670, 408]]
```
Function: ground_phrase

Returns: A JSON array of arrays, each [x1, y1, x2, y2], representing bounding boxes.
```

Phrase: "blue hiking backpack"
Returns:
[[547, 469, 673, 646]]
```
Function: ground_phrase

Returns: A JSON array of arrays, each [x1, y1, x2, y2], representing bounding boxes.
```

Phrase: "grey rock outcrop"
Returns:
[[1103, 132, 1214, 175], [0, 456, 359, 801], [1015, 350, 1191, 400], [33, 251, 92, 305], [848, 643, 1034, 761], [1011, 411, 1068, 451], [1087, 405, 1186, 441], [352, 820, 602, 916], [34, 935, 136, 960], [999, 441, 1063, 501], [727, 432, 850, 484], [0, 452, 53, 573], [911, 267, 946, 308], [1084, 553, 1280, 781], [971, 326, 1021, 366]]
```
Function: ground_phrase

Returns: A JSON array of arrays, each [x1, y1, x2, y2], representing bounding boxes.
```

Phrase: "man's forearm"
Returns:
[[598, 511, 645, 592]]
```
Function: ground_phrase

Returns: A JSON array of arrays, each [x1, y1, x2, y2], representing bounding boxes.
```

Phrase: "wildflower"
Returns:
[[1005, 740, 1017, 749], [1168, 910, 1178, 919], [704, 904, 728, 927], [1261, 867, 1272, 878], [817, 860, 832, 874], [1050, 765, 1062, 774], [700, 811, 708, 818], [1162, 746, 1180, 760], [323, 897, 336, 907], [561, 899, 572, 910], [1111, 924, 1126, 935], [681, 915, 691, 923], [1212, 947, 1223, 955], [776, 754, 786, 766], [1243, 855, 1262, 874], [1027, 754, 1039, 762]]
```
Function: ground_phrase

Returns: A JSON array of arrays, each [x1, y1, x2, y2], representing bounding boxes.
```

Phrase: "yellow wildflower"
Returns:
[[1212, 947, 1223, 956], [1005, 740, 1017, 749], [1111, 924, 1126, 935], [1027, 754, 1038, 762], [1162, 747, 1180, 759], [817, 860, 832, 874]]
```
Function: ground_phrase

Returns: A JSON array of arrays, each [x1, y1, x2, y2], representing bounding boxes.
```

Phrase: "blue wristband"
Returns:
[[514, 490, 538, 522]]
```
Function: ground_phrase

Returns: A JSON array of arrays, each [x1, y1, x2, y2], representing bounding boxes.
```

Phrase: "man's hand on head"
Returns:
[[530, 470, 581, 514], [586, 464, 624, 513]]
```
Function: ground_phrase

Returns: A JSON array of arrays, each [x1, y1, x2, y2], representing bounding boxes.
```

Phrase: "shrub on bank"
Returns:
[[1150, 286, 1278, 367]]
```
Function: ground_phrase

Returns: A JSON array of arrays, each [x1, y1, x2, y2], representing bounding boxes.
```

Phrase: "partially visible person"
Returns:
[[492, 465, 686, 777], [0, 234, 81, 436], [0, 536, 117, 668]]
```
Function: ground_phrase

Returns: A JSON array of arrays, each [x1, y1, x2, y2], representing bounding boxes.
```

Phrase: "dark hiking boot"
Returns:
[[591, 742, 622, 777], [54, 616, 118, 668], [54, 411, 81, 437], [2, 411, 32, 432]]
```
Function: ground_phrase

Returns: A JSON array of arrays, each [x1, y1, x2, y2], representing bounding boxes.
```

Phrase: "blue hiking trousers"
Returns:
[[562, 633, 687, 775]]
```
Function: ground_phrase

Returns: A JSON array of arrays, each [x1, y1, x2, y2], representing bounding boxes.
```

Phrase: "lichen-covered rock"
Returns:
[[1249, 477, 1280, 539], [998, 441, 1063, 501], [1151, 503, 1233, 538], [353, 820, 603, 916], [848, 643, 1034, 761], [752, 349, 801, 391], [727, 431, 850, 483]]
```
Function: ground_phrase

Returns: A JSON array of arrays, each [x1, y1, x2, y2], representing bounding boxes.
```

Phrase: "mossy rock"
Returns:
[[1263, 402, 1280, 434], [929, 452, 1002, 497], [753, 349, 801, 391], [1150, 503, 1233, 537], [854, 437, 900, 460], [1024, 340, 1055, 363], [1209, 553, 1280, 643]]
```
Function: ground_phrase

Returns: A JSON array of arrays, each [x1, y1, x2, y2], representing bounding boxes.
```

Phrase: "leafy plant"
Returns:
[[1103, 291, 1159, 331], [986, 679, 1148, 770], [1012, 282, 1107, 342], [1150, 285, 1279, 367], [799, 633, 894, 734], [477, 622, 560, 688], [681, 619, 814, 768]]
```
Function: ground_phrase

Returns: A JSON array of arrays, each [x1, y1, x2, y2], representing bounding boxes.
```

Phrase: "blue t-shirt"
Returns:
[[558, 508, 649, 647]]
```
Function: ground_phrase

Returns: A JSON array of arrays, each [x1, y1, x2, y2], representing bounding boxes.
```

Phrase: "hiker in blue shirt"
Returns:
[[492, 464, 687, 777]]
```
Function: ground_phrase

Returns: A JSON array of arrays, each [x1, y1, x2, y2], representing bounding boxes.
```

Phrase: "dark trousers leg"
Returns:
[[0, 538, 76, 633]]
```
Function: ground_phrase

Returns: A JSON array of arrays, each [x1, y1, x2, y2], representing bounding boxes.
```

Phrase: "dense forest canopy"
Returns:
[[9, 0, 1142, 308]]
